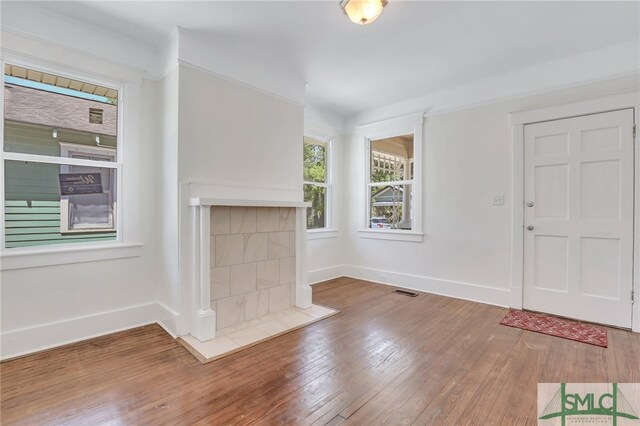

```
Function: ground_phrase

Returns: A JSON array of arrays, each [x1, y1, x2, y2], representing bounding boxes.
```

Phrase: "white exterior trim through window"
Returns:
[[359, 113, 424, 242]]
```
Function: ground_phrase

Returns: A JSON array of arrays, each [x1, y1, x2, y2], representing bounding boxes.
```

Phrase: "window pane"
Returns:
[[4, 64, 118, 157], [370, 184, 412, 230], [304, 183, 326, 229], [370, 134, 413, 183], [4, 160, 117, 248], [303, 136, 327, 183], [63, 164, 116, 231]]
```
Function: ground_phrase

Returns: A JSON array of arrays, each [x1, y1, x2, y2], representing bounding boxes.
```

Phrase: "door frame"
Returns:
[[509, 91, 640, 332]]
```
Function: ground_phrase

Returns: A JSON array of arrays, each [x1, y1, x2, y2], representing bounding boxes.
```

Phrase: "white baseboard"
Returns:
[[0, 302, 171, 361], [341, 264, 511, 308], [154, 302, 180, 338], [309, 265, 345, 285], [0, 268, 515, 360]]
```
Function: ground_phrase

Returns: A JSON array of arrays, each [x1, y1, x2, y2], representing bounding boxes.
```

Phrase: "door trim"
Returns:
[[509, 90, 640, 332]]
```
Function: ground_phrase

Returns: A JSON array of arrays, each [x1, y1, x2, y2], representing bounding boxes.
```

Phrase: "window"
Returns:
[[368, 134, 414, 230], [2, 63, 120, 249], [303, 136, 330, 229], [360, 113, 423, 242], [59, 143, 117, 233]]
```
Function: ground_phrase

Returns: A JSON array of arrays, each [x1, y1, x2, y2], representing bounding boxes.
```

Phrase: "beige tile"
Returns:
[[269, 283, 292, 313], [300, 304, 336, 319], [257, 259, 279, 288], [279, 207, 296, 231], [259, 312, 280, 322], [215, 326, 237, 337], [229, 207, 257, 234], [211, 206, 230, 235], [256, 207, 280, 232], [181, 334, 240, 359], [269, 231, 290, 259], [210, 266, 230, 300], [214, 234, 243, 267], [243, 233, 268, 263], [258, 288, 269, 318], [229, 263, 257, 295], [244, 291, 259, 321], [289, 231, 296, 257], [216, 294, 245, 329], [279, 311, 315, 328], [244, 289, 268, 321], [254, 318, 290, 336], [279, 257, 295, 284], [247, 318, 264, 327], [227, 326, 270, 347]]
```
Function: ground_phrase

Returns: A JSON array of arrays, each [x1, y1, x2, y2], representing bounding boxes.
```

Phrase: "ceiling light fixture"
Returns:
[[340, 0, 388, 25]]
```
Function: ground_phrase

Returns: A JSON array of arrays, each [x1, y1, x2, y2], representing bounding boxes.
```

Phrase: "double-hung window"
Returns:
[[368, 134, 414, 230], [2, 63, 121, 249], [361, 113, 423, 242], [303, 135, 330, 229]]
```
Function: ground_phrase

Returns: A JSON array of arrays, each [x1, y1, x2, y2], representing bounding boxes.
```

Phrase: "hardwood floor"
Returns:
[[2, 277, 639, 425]]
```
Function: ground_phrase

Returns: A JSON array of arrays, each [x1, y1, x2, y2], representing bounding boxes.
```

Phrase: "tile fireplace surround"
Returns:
[[211, 206, 297, 329], [189, 198, 315, 344]]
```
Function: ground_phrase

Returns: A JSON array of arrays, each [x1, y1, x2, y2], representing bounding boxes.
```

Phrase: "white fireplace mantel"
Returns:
[[190, 197, 310, 208], [190, 197, 312, 342]]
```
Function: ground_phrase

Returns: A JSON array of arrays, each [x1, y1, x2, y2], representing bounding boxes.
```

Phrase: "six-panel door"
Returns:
[[523, 109, 634, 328]]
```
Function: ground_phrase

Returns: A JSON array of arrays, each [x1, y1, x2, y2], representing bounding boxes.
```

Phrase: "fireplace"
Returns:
[[189, 198, 312, 342]]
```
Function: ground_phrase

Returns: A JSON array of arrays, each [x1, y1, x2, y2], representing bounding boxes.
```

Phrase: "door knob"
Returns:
[[527, 225, 534, 231], [527, 201, 534, 207]]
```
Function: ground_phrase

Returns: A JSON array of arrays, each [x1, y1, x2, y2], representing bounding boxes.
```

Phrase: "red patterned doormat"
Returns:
[[499, 309, 608, 348]]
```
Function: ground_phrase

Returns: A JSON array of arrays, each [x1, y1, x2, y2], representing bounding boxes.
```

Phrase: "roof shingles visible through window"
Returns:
[[4, 84, 117, 136]]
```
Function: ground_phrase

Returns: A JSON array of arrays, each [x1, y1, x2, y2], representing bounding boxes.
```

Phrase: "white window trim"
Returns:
[[304, 133, 335, 235], [59, 142, 118, 234], [0, 55, 139, 269], [357, 113, 424, 242]]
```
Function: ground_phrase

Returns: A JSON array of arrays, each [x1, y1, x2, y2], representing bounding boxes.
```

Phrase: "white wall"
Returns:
[[155, 69, 181, 331], [0, 63, 166, 359], [304, 110, 345, 283], [0, 19, 307, 357], [2, 2, 639, 359], [175, 64, 305, 334], [341, 75, 640, 308], [177, 65, 303, 196]]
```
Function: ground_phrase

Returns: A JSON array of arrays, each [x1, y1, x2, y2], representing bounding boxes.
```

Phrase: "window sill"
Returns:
[[307, 228, 339, 240], [357, 229, 423, 242], [0, 242, 143, 271]]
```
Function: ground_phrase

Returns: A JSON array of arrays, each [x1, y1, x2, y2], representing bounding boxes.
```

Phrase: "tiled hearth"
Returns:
[[178, 304, 339, 363], [210, 206, 297, 329]]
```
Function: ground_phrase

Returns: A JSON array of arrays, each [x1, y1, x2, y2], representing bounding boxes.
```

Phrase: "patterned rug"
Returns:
[[499, 309, 608, 348]]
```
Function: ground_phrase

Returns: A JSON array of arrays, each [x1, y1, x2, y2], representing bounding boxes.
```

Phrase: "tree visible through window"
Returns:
[[303, 136, 328, 229]]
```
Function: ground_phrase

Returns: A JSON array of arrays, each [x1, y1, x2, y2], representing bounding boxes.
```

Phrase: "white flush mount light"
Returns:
[[340, 0, 388, 25]]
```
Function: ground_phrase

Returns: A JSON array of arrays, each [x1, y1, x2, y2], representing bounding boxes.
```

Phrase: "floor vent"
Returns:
[[393, 289, 418, 297]]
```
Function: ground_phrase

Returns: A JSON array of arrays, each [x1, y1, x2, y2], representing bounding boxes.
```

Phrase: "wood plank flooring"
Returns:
[[2, 277, 639, 425]]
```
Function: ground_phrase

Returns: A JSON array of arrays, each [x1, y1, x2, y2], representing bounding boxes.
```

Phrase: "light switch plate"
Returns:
[[492, 194, 505, 206]]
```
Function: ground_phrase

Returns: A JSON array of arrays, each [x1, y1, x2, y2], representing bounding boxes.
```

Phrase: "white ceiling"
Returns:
[[22, 1, 640, 117]]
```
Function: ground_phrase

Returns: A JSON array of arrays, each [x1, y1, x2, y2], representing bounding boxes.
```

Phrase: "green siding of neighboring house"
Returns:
[[5, 200, 116, 248], [4, 121, 117, 248]]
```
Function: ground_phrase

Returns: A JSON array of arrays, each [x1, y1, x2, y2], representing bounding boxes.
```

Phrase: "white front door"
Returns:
[[523, 109, 635, 328]]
